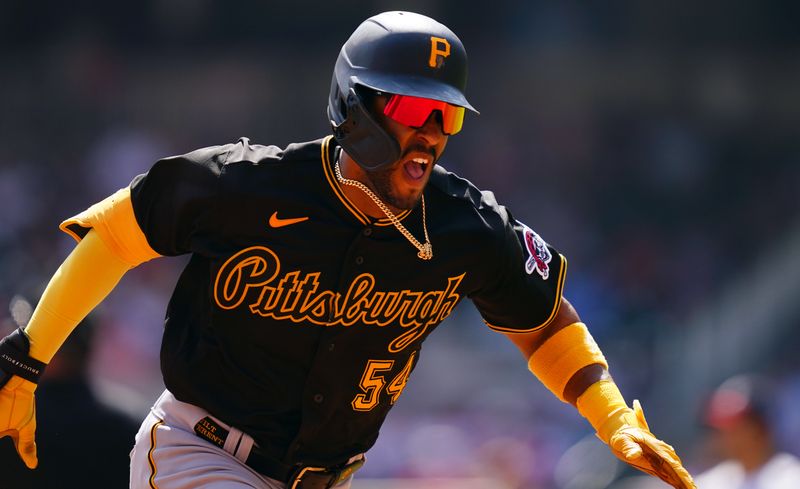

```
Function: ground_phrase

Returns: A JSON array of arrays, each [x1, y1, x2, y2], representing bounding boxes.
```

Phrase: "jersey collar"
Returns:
[[321, 136, 412, 227]]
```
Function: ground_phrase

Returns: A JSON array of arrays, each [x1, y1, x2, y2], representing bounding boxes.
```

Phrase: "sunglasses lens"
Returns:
[[383, 95, 465, 135], [442, 105, 465, 135]]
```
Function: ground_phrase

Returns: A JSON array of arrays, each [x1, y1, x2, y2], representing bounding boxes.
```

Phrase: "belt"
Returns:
[[193, 416, 364, 489]]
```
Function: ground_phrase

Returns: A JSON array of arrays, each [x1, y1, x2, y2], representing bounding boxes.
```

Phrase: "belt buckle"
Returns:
[[288, 466, 331, 489], [288, 456, 365, 489], [332, 456, 364, 485]]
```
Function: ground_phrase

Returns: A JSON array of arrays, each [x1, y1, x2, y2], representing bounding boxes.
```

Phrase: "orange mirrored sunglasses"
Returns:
[[383, 94, 465, 135]]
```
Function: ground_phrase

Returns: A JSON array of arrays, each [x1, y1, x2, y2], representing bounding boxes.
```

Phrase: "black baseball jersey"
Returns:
[[65, 135, 566, 468]]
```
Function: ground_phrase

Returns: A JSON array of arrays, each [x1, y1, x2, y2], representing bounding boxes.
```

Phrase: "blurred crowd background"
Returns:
[[1, 1, 799, 488]]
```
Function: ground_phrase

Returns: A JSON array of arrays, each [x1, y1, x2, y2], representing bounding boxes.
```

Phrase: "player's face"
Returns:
[[366, 93, 450, 211]]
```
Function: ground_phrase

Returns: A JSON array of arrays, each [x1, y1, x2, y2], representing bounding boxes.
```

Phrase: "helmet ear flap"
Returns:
[[332, 88, 400, 170], [327, 76, 346, 128]]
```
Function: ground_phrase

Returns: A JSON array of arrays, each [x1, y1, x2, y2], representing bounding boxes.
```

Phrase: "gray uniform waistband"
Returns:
[[151, 390, 256, 465]]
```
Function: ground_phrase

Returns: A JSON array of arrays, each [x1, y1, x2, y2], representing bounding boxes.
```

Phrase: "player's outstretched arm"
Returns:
[[504, 298, 696, 489], [0, 229, 136, 468]]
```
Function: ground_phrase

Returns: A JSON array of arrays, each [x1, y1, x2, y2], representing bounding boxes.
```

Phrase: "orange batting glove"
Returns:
[[0, 376, 39, 468], [578, 380, 696, 489]]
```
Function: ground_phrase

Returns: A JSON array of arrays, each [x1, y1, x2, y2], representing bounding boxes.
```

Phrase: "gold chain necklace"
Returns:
[[334, 159, 433, 260]]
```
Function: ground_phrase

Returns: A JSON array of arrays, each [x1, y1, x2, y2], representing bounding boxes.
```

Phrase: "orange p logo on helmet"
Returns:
[[428, 36, 451, 68]]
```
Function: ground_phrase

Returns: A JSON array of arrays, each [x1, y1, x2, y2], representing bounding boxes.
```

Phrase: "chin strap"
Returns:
[[0, 328, 47, 388]]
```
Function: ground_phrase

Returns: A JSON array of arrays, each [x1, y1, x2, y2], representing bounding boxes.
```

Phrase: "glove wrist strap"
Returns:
[[0, 328, 48, 388], [576, 379, 637, 442]]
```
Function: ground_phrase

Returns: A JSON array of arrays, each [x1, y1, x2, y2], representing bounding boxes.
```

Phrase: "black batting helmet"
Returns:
[[328, 11, 478, 170]]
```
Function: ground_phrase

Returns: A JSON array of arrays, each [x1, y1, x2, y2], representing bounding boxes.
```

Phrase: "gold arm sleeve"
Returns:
[[23, 230, 133, 362], [59, 187, 160, 267], [527, 322, 609, 403]]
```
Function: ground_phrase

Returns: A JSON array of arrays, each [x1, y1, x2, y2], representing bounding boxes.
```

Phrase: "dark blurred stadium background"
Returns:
[[1, 1, 799, 488]]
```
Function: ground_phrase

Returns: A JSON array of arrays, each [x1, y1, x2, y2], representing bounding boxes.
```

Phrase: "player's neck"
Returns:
[[337, 151, 400, 218]]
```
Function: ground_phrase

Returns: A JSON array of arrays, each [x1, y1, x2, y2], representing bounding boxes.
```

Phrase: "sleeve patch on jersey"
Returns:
[[520, 222, 552, 280]]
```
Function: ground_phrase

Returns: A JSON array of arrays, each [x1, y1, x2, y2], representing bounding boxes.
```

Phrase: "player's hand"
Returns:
[[0, 376, 39, 469], [600, 400, 695, 489]]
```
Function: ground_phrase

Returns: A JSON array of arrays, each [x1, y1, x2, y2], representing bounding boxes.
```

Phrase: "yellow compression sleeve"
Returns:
[[527, 322, 609, 403], [23, 230, 132, 362], [24, 187, 162, 362]]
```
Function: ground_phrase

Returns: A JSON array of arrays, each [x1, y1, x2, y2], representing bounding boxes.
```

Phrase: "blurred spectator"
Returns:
[[694, 375, 800, 489], [0, 316, 140, 489]]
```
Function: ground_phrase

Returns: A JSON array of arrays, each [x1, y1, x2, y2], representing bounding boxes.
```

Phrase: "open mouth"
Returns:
[[403, 156, 431, 180]]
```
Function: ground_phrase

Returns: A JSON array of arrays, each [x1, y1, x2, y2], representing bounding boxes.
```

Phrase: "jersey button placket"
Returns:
[[313, 393, 324, 404], [355, 256, 364, 265]]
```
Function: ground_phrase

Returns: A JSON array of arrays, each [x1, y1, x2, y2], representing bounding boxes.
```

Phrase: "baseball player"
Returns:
[[0, 11, 696, 489]]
